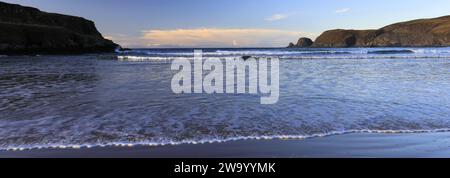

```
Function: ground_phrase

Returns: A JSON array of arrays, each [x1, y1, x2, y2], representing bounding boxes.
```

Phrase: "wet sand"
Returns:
[[1, 132, 450, 158]]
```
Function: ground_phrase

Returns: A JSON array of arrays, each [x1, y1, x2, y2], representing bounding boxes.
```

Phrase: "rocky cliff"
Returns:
[[312, 15, 450, 47], [0, 1, 119, 55], [289, 15, 450, 48]]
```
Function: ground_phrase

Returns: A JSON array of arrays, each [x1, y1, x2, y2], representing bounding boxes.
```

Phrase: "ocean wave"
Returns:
[[117, 55, 246, 62], [117, 49, 368, 56], [3, 129, 450, 151], [114, 48, 450, 61], [283, 55, 450, 60], [412, 48, 450, 54], [117, 55, 175, 61], [117, 55, 450, 61], [214, 50, 355, 55]]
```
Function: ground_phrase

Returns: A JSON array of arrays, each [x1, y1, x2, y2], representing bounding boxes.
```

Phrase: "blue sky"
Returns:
[[4, 0, 450, 48]]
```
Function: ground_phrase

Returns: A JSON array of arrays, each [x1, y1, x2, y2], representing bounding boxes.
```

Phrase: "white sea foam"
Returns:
[[117, 55, 175, 61], [3, 129, 450, 151], [117, 55, 244, 61]]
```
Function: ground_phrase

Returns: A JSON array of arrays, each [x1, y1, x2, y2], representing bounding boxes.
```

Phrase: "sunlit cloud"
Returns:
[[335, 8, 351, 13], [140, 28, 315, 48]]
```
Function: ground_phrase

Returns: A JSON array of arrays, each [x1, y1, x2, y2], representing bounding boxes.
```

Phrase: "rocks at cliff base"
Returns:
[[288, 37, 314, 48], [312, 15, 450, 47], [0, 2, 119, 55]]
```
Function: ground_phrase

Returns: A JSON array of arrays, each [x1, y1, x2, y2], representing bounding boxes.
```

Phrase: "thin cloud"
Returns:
[[265, 11, 301, 21], [335, 8, 351, 13], [104, 34, 148, 48], [265, 14, 289, 21], [140, 28, 315, 48]]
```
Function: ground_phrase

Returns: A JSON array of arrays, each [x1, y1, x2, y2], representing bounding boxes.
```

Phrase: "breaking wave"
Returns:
[[116, 47, 450, 61], [117, 55, 450, 62]]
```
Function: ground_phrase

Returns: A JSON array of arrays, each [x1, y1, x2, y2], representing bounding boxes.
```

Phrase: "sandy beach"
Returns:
[[1, 132, 450, 158]]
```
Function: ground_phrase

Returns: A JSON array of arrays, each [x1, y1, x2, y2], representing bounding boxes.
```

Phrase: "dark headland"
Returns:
[[289, 15, 450, 48], [0, 1, 119, 55]]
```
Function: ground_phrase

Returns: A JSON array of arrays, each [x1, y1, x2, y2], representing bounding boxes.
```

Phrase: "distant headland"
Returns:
[[0, 1, 119, 55], [289, 15, 450, 48]]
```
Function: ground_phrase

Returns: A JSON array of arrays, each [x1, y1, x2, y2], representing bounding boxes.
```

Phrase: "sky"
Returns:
[[4, 0, 450, 48]]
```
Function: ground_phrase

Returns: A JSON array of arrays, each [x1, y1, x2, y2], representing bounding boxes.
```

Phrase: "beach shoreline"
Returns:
[[1, 132, 450, 158]]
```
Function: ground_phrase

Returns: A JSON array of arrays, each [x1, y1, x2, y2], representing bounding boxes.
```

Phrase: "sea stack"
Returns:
[[0, 1, 119, 55], [312, 15, 450, 47], [288, 37, 314, 48]]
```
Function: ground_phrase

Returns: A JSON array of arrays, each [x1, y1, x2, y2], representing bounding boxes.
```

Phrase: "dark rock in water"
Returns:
[[288, 42, 296, 48], [118, 48, 133, 52], [368, 50, 415, 54], [0, 2, 119, 55], [313, 15, 450, 47], [288, 37, 314, 48], [242, 56, 252, 60]]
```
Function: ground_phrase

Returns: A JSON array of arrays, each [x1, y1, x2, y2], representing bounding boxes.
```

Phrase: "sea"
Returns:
[[0, 47, 449, 150]]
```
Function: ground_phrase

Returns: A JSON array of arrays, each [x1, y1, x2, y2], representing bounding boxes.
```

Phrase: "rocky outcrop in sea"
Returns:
[[288, 37, 314, 48]]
